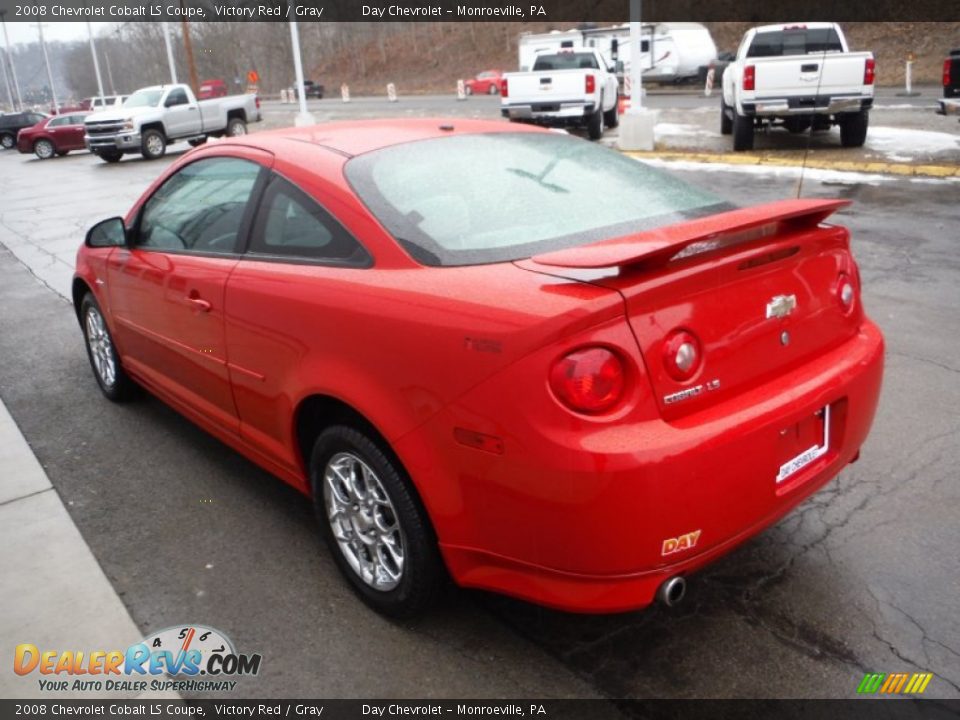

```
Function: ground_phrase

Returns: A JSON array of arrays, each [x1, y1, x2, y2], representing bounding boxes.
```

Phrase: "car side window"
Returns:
[[136, 157, 261, 255], [167, 88, 188, 106], [248, 175, 371, 266], [48, 116, 67, 127]]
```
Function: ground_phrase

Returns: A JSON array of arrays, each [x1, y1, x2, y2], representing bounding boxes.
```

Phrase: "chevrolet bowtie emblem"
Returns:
[[766, 294, 797, 320]]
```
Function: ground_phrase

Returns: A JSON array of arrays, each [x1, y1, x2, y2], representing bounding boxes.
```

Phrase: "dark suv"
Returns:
[[293, 80, 324, 100], [0, 111, 48, 150], [945, 49, 960, 98]]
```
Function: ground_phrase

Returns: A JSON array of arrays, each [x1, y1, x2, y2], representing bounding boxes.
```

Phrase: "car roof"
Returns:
[[224, 118, 546, 158]]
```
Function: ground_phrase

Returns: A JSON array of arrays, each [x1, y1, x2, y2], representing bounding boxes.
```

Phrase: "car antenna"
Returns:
[[796, 44, 830, 199]]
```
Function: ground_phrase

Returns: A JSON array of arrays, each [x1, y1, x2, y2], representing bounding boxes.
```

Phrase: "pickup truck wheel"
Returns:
[[99, 151, 122, 164], [310, 425, 444, 618], [720, 98, 733, 135], [0, 133, 14, 149], [732, 108, 754, 151], [226, 118, 247, 137], [603, 94, 619, 128], [33, 139, 55, 160], [839, 110, 869, 148], [141, 129, 166, 160], [587, 104, 604, 140]]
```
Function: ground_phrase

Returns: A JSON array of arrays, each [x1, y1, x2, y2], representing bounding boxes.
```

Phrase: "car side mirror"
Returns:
[[86, 217, 127, 248]]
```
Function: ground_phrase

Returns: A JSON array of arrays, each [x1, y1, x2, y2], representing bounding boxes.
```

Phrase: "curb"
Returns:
[[622, 150, 960, 179]]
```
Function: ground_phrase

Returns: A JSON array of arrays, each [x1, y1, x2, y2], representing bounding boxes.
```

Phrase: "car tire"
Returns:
[[839, 110, 869, 148], [80, 293, 138, 402], [488, 84, 498, 96], [310, 425, 444, 618], [0, 133, 14, 150], [587, 102, 604, 140], [720, 97, 733, 135], [226, 118, 247, 137], [188, 137, 208, 147], [603, 93, 619, 128], [732, 107, 754, 151], [99, 151, 123, 164], [33, 139, 55, 160], [140, 129, 166, 160]]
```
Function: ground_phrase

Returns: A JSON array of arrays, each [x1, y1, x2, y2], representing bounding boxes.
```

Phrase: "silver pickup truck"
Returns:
[[84, 83, 261, 163]]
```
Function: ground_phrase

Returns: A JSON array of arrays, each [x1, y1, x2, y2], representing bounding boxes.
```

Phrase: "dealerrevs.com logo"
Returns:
[[14, 624, 262, 693]]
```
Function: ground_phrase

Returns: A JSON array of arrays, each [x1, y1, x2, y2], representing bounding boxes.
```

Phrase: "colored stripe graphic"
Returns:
[[858, 672, 932, 694]]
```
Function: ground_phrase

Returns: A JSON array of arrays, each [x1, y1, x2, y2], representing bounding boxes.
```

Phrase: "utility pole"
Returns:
[[180, 2, 199, 96], [617, 0, 657, 151], [161, 22, 178, 84], [87, 22, 105, 103], [0, 10, 23, 110], [0, 46, 14, 110], [289, 14, 314, 126], [38, 22, 59, 113]]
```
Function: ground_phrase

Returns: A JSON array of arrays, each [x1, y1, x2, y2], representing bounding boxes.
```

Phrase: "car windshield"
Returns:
[[345, 132, 731, 266], [533, 52, 599, 71], [123, 89, 164, 108], [747, 28, 844, 57]]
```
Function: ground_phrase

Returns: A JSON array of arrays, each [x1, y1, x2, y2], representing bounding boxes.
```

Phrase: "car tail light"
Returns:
[[585, 74, 596, 94], [662, 330, 702, 382], [945, 59, 952, 87], [549, 347, 625, 415], [837, 273, 857, 313], [864, 58, 876, 86], [743, 65, 756, 92], [501, 78, 509, 98]]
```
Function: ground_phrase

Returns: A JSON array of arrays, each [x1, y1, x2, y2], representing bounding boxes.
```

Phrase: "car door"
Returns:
[[64, 114, 89, 150], [223, 173, 373, 475], [106, 154, 269, 434], [163, 87, 202, 137]]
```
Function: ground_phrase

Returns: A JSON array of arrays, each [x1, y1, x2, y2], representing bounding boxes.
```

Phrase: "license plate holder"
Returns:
[[776, 405, 830, 483]]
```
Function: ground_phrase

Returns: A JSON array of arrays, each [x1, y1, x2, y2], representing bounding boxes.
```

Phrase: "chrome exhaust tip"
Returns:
[[657, 576, 687, 607]]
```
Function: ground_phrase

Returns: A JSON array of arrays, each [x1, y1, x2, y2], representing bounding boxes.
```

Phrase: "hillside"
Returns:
[[310, 22, 960, 95]]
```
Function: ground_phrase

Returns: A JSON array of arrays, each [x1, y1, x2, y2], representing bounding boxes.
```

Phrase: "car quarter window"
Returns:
[[136, 157, 261, 255], [247, 175, 371, 266]]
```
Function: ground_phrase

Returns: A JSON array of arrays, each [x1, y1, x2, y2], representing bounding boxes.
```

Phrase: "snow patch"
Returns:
[[866, 126, 960, 158], [654, 122, 720, 139]]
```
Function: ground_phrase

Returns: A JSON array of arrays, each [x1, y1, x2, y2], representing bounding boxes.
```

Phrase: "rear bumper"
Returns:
[[742, 95, 873, 117], [501, 101, 595, 123], [402, 320, 884, 613]]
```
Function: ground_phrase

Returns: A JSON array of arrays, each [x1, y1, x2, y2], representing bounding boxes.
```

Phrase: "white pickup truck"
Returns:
[[500, 49, 619, 140], [84, 83, 261, 163], [722, 23, 875, 151]]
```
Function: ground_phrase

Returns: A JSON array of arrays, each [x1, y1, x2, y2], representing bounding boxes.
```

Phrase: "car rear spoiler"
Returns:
[[530, 198, 851, 269]]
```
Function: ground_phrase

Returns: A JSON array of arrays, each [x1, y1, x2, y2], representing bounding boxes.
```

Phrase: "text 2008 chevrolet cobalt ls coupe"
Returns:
[[74, 119, 884, 616]]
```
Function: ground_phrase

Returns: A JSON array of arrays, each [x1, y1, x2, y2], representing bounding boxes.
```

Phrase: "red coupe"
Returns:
[[464, 70, 503, 95], [74, 119, 884, 617], [18, 112, 90, 159]]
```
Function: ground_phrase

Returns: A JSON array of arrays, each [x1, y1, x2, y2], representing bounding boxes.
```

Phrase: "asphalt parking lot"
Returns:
[[0, 97, 958, 700]]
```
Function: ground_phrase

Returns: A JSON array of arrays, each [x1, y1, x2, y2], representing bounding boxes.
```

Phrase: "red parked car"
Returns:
[[17, 112, 89, 159], [74, 119, 884, 617], [464, 70, 503, 95], [198, 79, 228, 100]]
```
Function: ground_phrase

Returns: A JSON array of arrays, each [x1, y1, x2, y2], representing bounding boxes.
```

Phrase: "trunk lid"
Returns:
[[524, 199, 863, 418]]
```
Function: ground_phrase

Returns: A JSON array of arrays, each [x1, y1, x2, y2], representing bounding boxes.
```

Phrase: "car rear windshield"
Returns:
[[747, 28, 844, 57], [345, 133, 731, 266], [533, 52, 600, 71]]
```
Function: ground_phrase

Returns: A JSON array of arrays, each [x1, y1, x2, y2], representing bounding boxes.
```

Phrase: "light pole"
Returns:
[[87, 22, 105, 104], [0, 46, 14, 110], [0, 10, 23, 110], [288, 13, 314, 126], [38, 22, 59, 114], [161, 21, 178, 84], [617, 0, 657, 151]]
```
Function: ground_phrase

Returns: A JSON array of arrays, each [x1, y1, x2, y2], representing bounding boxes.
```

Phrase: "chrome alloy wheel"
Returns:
[[324, 451, 405, 591], [85, 307, 116, 388], [145, 133, 164, 156], [35, 140, 54, 159]]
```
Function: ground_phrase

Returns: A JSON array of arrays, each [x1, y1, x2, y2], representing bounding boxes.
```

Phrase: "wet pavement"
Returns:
[[0, 108, 958, 699]]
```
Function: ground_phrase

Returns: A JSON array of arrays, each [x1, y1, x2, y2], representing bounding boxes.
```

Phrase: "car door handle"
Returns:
[[187, 296, 211, 312]]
